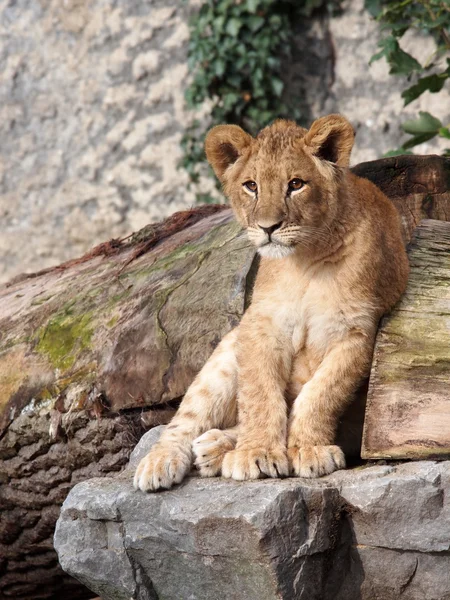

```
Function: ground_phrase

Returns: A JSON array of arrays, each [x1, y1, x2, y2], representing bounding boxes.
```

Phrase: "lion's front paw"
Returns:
[[133, 445, 192, 492], [222, 446, 288, 481], [192, 429, 236, 477], [287, 445, 345, 478]]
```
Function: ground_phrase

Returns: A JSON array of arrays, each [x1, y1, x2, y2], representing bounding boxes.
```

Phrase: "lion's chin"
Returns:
[[257, 243, 295, 259]]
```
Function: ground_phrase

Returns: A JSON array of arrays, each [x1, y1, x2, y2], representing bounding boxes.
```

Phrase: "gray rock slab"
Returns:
[[54, 427, 450, 600]]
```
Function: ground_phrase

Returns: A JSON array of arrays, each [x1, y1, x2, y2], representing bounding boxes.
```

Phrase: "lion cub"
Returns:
[[134, 114, 409, 492]]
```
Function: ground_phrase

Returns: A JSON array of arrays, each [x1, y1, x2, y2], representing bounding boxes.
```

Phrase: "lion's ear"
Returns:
[[205, 125, 253, 180], [304, 114, 354, 167]]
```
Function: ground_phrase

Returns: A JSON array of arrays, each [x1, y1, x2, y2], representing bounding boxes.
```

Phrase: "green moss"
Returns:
[[109, 286, 133, 305], [106, 315, 119, 328], [130, 242, 200, 280], [31, 294, 55, 306], [38, 387, 55, 402], [36, 311, 94, 371], [129, 221, 242, 281]]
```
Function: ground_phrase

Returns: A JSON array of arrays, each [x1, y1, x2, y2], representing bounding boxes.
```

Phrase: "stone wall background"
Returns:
[[0, 0, 449, 284]]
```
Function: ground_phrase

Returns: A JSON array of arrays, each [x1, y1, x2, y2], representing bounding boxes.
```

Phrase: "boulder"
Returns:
[[55, 427, 450, 600]]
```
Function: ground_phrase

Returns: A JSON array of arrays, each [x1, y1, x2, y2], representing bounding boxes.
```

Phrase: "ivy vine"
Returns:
[[181, 0, 450, 197], [180, 0, 339, 200], [365, 0, 450, 155]]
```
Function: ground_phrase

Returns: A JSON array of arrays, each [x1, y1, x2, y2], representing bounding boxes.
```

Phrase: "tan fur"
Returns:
[[134, 114, 409, 491]]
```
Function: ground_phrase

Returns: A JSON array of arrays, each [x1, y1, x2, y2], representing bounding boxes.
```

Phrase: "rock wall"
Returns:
[[1, 0, 449, 284], [0, 0, 214, 284]]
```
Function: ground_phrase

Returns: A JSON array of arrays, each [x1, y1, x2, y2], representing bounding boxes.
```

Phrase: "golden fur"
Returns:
[[134, 114, 409, 491]]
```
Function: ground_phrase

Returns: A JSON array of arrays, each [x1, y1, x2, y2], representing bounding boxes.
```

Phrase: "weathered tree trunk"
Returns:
[[362, 219, 450, 459], [0, 155, 449, 599]]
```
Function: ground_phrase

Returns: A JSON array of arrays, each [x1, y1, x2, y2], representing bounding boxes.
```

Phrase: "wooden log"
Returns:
[[362, 220, 450, 459], [352, 154, 450, 243], [0, 205, 254, 600], [0, 156, 449, 599]]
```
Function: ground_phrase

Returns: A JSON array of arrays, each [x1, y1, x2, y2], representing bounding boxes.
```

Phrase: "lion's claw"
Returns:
[[287, 444, 345, 478]]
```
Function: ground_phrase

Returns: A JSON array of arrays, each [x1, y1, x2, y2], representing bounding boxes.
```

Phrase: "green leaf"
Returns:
[[364, 0, 382, 17], [225, 18, 242, 37], [216, 0, 235, 15], [253, 67, 264, 84], [389, 47, 422, 75], [402, 132, 438, 150], [214, 59, 226, 77], [402, 72, 449, 105], [383, 148, 413, 157], [195, 193, 217, 205], [401, 111, 442, 135], [439, 127, 450, 140], [370, 37, 422, 75], [247, 15, 265, 32], [246, 0, 259, 13], [369, 36, 397, 65], [222, 92, 241, 110], [213, 15, 226, 32], [271, 78, 284, 97], [269, 14, 282, 28]]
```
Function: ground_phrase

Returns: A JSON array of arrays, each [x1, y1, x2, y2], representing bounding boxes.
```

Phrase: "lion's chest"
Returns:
[[291, 280, 349, 356], [257, 263, 373, 359]]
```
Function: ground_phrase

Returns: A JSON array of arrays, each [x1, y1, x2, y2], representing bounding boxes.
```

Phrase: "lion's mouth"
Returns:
[[246, 228, 296, 258], [257, 241, 295, 259]]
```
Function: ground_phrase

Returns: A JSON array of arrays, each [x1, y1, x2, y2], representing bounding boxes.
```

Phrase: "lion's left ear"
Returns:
[[303, 114, 354, 167], [205, 125, 253, 181]]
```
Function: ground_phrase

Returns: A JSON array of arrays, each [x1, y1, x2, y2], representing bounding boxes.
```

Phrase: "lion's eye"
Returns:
[[288, 178, 304, 191], [243, 180, 257, 193]]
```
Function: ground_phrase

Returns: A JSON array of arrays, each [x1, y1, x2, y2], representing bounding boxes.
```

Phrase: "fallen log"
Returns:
[[362, 219, 450, 459], [0, 205, 253, 600], [0, 155, 449, 599]]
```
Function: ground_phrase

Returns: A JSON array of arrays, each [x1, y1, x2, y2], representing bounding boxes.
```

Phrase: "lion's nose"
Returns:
[[259, 221, 283, 236]]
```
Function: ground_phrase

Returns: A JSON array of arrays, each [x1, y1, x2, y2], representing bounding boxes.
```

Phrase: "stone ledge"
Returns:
[[54, 427, 450, 600]]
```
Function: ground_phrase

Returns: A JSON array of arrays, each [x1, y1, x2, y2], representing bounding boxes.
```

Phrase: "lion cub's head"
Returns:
[[205, 115, 354, 258]]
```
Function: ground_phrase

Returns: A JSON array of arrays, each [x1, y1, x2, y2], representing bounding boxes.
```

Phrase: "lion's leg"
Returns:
[[192, 425, 239, 477], [221, 311, 292, 481], [134, 329, 238, 492], [287, 331, 374, 478], [285, 350, 310, 406]]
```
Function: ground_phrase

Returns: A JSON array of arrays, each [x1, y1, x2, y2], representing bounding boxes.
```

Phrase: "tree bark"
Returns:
[[362, 220, 450, 459], [0, 155, 449, 599]]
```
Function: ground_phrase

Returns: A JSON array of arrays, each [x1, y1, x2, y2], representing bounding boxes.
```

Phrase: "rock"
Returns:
[[362, 220, 450, 459], [55, 427, 450, 600]]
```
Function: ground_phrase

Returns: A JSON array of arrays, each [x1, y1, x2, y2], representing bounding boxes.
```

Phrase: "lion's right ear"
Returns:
[[205, 125, 253, 181], [303, 114, 354, 168]]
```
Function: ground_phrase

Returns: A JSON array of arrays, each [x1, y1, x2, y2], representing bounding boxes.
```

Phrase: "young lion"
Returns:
[[134, 114, 409, 492]]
